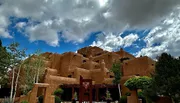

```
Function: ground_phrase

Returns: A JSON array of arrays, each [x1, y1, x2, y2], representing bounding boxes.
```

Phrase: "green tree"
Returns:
[[7, 42, 26, 103], [153, 53, 180, 102], [0, 40, 11, 87], [33, 49, 45, 83], [110, 61, 122, 98], [19, 49, 45, 95], [19, 55, 35, 95]]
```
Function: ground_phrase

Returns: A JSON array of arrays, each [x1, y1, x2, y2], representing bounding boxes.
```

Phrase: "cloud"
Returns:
[[0, 28, 12, 38], [16, 22, 26, 28], [0, 0, 180, 46], [25, 23, 59, 46], [107, 0, 180, 29], [0, 13, 12, 38], [91, 32, 138, 51], [137, 8, 180, 59]]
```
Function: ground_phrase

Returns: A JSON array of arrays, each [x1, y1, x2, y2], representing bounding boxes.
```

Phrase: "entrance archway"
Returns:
[[79, 76, 92, 103]]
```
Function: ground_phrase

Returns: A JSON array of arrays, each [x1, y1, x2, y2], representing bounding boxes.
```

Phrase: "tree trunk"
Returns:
[[118, 84, 121, 98], [33, 70, 36, 83], [13, 64, 22, 102], [10, 67, 15, 102], [36, 66, 39, 83]]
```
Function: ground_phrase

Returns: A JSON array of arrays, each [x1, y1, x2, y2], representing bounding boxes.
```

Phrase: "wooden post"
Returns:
[[96, 88, 99, 101], [72, 87, 74, 100], [79, 76, 83, 103], [89, 81, 92, 103]]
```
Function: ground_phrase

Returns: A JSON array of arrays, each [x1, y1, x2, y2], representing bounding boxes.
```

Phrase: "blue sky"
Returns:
[[1, 0, 180, 59]]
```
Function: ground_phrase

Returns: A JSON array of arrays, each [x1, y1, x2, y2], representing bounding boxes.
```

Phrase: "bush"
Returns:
[[54, 88, 64, 96], [21, 100, 28, 103], [55, 96, 62, 103], [124, 76, 152, 90], [38, 95, 62, 103], [138, 91, 146, 103], [119, 96, 127, 103]]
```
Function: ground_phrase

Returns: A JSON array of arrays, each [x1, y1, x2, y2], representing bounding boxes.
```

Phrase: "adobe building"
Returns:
[[19, 46, 155, 102]]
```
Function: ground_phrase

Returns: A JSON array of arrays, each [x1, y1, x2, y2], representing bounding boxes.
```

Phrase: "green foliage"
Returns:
[[106, 90, 112, 100], [110, 62, 122, 84], [119, 96, 127, 103], [55, 96, 62, 103], [137, 91, 146, 103], [153, 53, 180, 102], [7, 42, 26, 66], [124, 76, 152, 90], [54, 88, 64, 96], [142, 79, 159, 102], [73, 92, 77, 100], [21, 100, 28, 103], [20, 55, 34, 95], [33, 49, 45, 83], [38, 95, 61, 103], [0, 40, 11, 87]]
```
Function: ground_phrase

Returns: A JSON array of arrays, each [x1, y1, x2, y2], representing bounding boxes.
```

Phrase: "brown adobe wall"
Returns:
[[115, 48, 135, 60], [81, 61, 100, 70], [59, 52, 85, 77], [122, 56, 155, 76], [49, 53, 61, 70], [77, 46, 105, 58], [92, 52, 120, 70]]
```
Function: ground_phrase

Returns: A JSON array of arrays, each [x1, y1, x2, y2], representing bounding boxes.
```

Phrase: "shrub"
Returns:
[[124, 76, 152, 90], [55, 96, 62, 103], [38, 95, 62, 103], [21, 100, 28, 103], [54, 88, 64, 96], [119, 96, 127, 103], [105, 90, 112, 101]]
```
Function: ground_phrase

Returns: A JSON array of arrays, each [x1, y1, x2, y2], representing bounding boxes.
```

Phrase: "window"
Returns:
[[96, 60, 99, 63], [110, 75, 114, 78], [83, 60, 86, 63], [83, 54, 87, 57]]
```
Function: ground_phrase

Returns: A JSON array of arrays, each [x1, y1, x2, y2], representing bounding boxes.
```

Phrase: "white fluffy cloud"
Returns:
[[137, 8, 180, 59], [1, 0, 180, 58], [0, 13, 12, 38], [0, 0, 180, 46], [91, 32, 139, 51]]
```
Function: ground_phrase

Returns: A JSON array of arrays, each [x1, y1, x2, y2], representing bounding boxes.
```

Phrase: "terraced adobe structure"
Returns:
[[19, 46, 155, 103]]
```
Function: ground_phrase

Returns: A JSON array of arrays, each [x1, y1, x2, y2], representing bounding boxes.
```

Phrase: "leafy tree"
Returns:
[[0, 40, 10, 86], [19, 55, 35, 95], [0, 40, 11, 87], [19, 49, 45, 95], [110, 61, 122, 98], [124, 76, 154, 103], [33, 49, 45, 83], [7, 42, 26, 103], [124, 76, 152, 90], [153, 53, 180, 102], [111, 62, 122, 84]]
